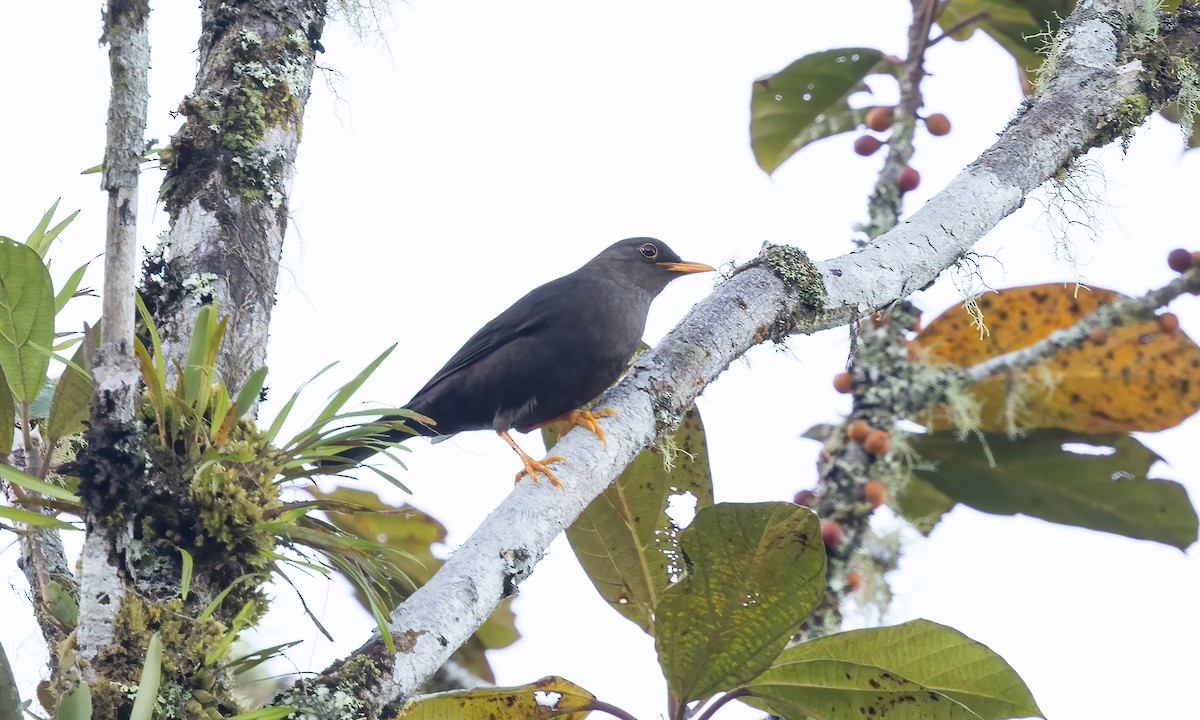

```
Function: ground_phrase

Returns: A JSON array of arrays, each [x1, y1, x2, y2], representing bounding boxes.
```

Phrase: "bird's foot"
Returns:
[[558, 407, 617, 447], [515, 454, 565, 488]]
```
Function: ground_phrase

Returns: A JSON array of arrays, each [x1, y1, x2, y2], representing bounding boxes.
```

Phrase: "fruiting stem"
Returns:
[[928, 11, 990, 47], [860, 0, 937, 239]]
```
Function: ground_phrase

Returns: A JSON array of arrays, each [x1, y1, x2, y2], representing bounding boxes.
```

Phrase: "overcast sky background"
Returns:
[[2, 2, 1198, 718]]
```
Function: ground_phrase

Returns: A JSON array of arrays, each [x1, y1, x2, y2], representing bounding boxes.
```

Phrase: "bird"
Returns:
[[334, 237, 714, 487]]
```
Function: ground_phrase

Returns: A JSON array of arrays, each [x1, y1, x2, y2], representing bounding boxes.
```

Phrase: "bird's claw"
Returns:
[[558, 407, 617, 447], [515, 454, 565, 489]]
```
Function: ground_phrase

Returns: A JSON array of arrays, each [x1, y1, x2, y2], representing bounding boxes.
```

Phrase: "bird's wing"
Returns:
[[410, 281, 563, 399]]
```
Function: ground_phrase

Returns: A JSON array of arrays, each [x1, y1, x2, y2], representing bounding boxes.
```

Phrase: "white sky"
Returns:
[[2, 2, 1198, 719]]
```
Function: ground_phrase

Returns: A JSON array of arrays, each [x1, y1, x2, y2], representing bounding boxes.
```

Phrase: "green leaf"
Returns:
[[888, 474, 955, 535], [25, 200, 80, 257], [0, 639, 21, 720], [234, 365, 269, 420], [935, 0, 1075, 94], [45, 580, 78, 628], [750, 48, 885, 174], [46, 323, 96, 441], [182, 305, 225, 413], [400, 676, 595, 720], [314, 344, 396, 425], [0, 238, 56, 402], [0, 506, 77, 530], [57, 682, 92, 720], [655, 502, 826, 704], [226, 708, 296, 720], [129, 633, 162, 720], [226, 640, 303, 675], [134, 294, 167, 396], [746, 620, 1042, 720], [745, 659, 983, 720], [909, 430, 1198, 549], [0, 368, 13, 458], [55, 260, 92, 314], [0, 463, 81, 503], [264, 362, 336, 444], [180, 548, 193, 601], [558, 407, 713, 634]]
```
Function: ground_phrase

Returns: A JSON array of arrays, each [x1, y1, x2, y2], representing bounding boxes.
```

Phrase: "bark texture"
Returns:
[[67, 0, 151, 675], [149, 0, 327, 389]]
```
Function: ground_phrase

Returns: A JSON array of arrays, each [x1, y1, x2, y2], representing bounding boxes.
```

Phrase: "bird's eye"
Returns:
[[638, 243, 659, 260]]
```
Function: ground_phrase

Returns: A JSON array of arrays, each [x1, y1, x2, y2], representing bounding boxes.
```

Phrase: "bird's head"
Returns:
[[588, 237, 715, 294]]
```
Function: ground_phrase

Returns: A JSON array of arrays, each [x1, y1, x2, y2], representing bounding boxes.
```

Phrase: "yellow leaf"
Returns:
[[917, 284, 1200, 433], [398, 676, 595, 719]]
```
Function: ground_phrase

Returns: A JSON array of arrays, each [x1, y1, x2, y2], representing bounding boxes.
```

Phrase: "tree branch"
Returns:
[[291, 1, 1153, 709], [963, 270, 1200, 383], [68, 0, 151, 672]]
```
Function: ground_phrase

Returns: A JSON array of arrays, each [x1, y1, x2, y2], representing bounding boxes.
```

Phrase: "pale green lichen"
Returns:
[[1172, 57, 1199, 143], [764, 244, 826, 311], [1028, 18, 1067, 96], [181, 272, 219, 302], [1125, 0, 1162, 53]]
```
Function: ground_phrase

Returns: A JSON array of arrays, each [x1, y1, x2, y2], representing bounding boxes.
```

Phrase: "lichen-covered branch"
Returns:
[[289, 0, 1182, 710], [963, 268, 1200, 383], [63, 0, 151, 677], [148, 0, 327, 389], [16, 527, 75, 676]]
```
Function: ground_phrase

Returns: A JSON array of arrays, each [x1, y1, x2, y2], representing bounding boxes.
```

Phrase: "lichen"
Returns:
[[1125, 0, 1161, 53], [763, 244, 827, 313], [1172, 57, 1199, 143], [286, 653, 386, 720], [181, 272, 220, 304], [163, 18, 312, 209]]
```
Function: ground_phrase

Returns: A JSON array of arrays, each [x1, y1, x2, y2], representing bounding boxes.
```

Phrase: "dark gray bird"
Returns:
[[338, 238, 713, 486]]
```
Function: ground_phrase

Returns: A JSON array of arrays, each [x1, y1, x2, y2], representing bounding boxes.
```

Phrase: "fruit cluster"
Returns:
[[854, 106, 951, 194]]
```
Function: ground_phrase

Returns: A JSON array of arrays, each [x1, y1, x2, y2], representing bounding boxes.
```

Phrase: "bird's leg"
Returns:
[[541, 407, 618, 447], [498, 430, 565, 488]]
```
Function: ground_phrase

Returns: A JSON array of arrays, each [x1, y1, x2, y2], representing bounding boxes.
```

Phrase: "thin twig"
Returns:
[[695, 688, 750, 720], [965, 271, 1200, 383], [928, 11, 990, 47], [543, 699, 641, 720]]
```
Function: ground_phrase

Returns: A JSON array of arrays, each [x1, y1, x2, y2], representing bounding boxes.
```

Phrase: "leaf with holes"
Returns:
[[655, 502, 825, 704], [399, 676, 595, 719], [908, 429, 1197, 549], [750, 48, 885, 174], [551, 407, 714, 634]]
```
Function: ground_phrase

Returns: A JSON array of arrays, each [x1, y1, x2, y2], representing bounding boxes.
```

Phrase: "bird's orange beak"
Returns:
[[658, 261, 716, 274]]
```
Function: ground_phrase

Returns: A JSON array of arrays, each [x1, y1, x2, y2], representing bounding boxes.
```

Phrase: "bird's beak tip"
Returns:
[[659, 261, 716, 274]]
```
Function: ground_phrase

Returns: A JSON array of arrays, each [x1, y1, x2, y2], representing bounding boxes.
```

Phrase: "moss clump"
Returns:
[[81, 596, 241, 719], [764, 244, 827, 311]]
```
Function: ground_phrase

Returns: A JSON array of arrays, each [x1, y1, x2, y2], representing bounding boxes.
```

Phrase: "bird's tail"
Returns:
[[316, 412, 436, 471]]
